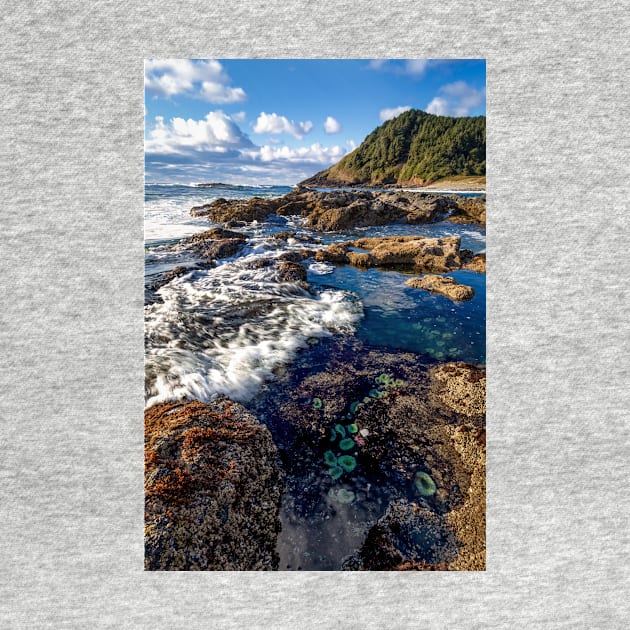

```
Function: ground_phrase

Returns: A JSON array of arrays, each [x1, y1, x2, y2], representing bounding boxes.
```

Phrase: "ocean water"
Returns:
[[144, 183, 486, 405]]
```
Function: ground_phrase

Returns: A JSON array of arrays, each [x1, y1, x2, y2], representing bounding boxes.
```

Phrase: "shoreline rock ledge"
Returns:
[[190, 189, 485, 229], [144, 399, 283, 570]]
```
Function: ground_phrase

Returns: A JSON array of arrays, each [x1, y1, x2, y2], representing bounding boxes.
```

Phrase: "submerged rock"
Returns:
[[406, 275, 475, 301], [144, 399, 283, 570], [347, 499, 459, 570]]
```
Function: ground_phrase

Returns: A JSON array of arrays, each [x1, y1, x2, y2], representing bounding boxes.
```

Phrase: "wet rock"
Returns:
[[278, 250, 310, 263], [190, 189, 475, 230], [276, 261, 307, 283], [348, 499, 459, 570], [463, 253, 486, 274], [184, 228, 248, 260], [315, 236, 464, 272], [145, 264, 210, 305], [144, 399, 283, 570], [406, 275, 475, 301], [190, 196, 281, 223], [448, 196, 486, 225]]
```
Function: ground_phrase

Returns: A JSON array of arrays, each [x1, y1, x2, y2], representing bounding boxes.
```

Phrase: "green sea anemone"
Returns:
[[328, 466, 343, 480], [337, 455, 356, 472], [349, 401, 360, 414], [414, 471, 437, 496], [347, 423, 358, 434], [312, 397, 322, 410], [363, 396, 371, 404], [394, 379, 405, 387], [328, 488, 355, 504], [306, 337, 319, 345], [334, 424, 346, 438], [339, 438, 355, 451], [330, 427, 337, 441], [324, 450, 337, 466]]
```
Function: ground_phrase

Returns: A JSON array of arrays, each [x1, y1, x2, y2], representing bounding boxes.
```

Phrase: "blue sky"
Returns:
[[145, 59, 486, 185]]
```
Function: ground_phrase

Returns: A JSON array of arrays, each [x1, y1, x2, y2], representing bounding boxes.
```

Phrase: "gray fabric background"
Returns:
[[1, 1, 628, 627]]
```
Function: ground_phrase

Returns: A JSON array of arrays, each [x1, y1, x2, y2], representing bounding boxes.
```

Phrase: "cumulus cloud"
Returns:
[[145, 111, 253, 155], [379, 105, 412, 122], [425, 81, 485, 117], [252, 112, 314, 140], [324, 116, 342, 134], [251, 143, 346, 164], [145, 110, 347, 184], [144, 59, 247, 103]]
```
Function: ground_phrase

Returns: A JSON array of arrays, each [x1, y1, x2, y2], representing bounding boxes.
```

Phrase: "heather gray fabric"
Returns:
[[1, 1, 629, 627]]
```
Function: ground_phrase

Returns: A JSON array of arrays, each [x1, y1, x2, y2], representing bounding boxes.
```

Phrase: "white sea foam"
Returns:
[[308, 262, 335, 275], [144, 258, 363, 406]]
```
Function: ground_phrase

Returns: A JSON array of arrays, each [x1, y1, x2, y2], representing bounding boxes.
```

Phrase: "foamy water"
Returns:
[[144, 257, 363, 406]]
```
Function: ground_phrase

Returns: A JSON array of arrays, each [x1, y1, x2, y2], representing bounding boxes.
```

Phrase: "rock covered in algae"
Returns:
[[144, 399, 283, 570]]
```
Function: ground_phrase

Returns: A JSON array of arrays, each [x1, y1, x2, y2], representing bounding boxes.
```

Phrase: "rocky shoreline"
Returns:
[[191, 187, 486, 230], [145, 185, 486, 570]]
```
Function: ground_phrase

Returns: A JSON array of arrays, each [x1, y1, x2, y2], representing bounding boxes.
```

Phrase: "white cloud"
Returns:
[[145, 111, 253, 155], [231, 111, 247, 123], [253, 112, 314, 140], [379, 105, 412, 122], [144, 59, 247, 103], [250, 142, 346, 164], [425, 81, 485, 117], [404, 60, 430, 76], [324, 116, 342, 134], [425, 97, 450, 116]]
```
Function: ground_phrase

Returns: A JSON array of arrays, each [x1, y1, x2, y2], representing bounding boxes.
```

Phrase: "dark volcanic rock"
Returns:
[[144, 399, 283, 570]]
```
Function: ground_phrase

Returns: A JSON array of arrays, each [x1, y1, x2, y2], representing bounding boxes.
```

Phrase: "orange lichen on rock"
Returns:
[[144, 399, 283, 570]]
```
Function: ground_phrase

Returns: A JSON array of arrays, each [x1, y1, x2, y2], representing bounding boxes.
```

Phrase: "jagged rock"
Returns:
[[184, 228, 248, 259], [190, 189, 481, 229], [144, 399, 283, 570], [463, 253, 486, 274], [406, 275, 475, 301], [449, 196, 486, 225]]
